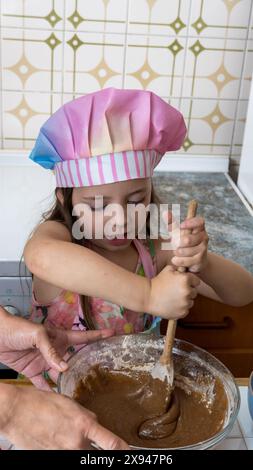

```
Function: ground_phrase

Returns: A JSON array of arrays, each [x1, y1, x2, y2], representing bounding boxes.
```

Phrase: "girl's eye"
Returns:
[[128, 198, 145, 205], [90, 199, 145, 210]]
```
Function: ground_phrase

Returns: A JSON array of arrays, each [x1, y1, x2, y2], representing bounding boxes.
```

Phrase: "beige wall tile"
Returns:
[[124, 34, 186, 96], [63, 31, 125, 94], [189, 0, 252, 39], [2, 91, 62, 148], [2, 0, 65, 30], [128, 0, 190, 36], [180, 98, 237, 155], [0, 0, 252, 160], [2, 28, 63, 93], [65, 0, 128, 33], [182, 37, 245, 99]]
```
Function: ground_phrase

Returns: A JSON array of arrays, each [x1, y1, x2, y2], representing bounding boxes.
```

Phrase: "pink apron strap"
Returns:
[[132, 238, 156, 279]]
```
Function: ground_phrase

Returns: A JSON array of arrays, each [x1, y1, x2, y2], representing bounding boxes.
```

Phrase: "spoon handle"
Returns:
[[161, 200, 199, 365]]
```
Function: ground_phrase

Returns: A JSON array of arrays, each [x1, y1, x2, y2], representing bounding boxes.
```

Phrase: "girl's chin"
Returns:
[[89, 237, 133, 251]]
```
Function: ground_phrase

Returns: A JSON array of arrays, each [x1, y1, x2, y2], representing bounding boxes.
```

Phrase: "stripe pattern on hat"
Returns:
[[55, 149, 162, 187]]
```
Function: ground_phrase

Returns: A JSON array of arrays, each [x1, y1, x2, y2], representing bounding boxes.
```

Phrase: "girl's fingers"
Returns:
[[189, 265, 202, 273], [172, 255, 200, 268], [180, 217, 205, 231], [191, 227, 200, 235], [187, 273, 201, 288], [175, 244, 203, 258], [179, 232, 205, 248]]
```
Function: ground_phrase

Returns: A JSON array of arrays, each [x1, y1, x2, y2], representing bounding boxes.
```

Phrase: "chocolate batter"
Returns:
[[74, 365, 227, 448]]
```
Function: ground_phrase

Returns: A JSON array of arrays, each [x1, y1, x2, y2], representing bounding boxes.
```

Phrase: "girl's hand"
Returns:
[[146, 265, 200, 320], [0, 307, 113, 391], [171, 216, 209, 273]]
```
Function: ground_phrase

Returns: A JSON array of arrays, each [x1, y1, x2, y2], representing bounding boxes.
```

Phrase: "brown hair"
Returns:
[[37, 183, 162, 330]]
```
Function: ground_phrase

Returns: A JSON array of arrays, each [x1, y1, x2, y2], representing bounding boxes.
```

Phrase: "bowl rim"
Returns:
[[57, 334, 241, 450]]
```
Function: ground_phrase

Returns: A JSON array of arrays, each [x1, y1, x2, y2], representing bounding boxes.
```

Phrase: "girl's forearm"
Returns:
[[24, 240, 151, 313], [198, 252, 253, 306]]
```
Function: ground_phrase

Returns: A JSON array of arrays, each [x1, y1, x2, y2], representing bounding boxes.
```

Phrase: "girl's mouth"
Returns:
[[106, 232, 131, 245]]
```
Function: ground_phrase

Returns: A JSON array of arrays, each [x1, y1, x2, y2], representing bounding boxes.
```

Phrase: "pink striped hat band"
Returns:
[[54, 149, 162, 188]]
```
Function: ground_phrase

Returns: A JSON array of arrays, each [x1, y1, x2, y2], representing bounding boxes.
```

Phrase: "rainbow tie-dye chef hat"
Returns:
[[29, 87, 187, 187]]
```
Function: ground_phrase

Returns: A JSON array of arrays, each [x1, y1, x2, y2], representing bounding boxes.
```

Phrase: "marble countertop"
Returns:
[[152, 172, 253, 274]]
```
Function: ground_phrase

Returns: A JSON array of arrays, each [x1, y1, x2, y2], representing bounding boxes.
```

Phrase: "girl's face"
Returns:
[[71, 178, 152, 251]]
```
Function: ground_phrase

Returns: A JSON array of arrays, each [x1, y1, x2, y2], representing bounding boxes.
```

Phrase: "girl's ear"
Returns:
[[56, 188, 64, 206]]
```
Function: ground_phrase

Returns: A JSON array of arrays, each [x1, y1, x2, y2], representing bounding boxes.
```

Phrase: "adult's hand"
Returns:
[[0, 306, 113, 390], [0, 384, 129, 450]]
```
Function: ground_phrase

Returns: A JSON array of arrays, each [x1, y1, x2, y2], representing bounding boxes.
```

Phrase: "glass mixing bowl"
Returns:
[[58, 334, 240, 450]]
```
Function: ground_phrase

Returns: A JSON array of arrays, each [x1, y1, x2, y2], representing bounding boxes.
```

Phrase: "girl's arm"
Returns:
[[155, 210, 253, 307], [154, 238, 253, 307], [197, 251, 253, 307], [24, 221, 150, 314], [24, 221, 200, 320]]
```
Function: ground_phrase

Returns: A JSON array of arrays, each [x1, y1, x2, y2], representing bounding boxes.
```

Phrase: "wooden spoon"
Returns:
[[139, 200, 199, 440], [151, 200, 198, 387]]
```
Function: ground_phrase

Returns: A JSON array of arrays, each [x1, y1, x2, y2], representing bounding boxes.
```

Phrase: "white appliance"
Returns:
[[238, 72, 253, 205], [0, 157, 56, 370]]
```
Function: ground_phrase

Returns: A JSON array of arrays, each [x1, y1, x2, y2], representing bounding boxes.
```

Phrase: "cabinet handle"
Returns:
[[178, 316, 233, 330]]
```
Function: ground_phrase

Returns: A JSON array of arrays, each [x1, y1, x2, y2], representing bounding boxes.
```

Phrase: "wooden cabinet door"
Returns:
[[161, 296, 253, 377]]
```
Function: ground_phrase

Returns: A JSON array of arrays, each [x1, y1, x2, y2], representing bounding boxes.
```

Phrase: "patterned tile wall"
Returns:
[[0, 0, 252, 171]]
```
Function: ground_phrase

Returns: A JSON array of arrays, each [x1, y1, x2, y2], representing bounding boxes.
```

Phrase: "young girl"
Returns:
[[23, 87, 253, 384]]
